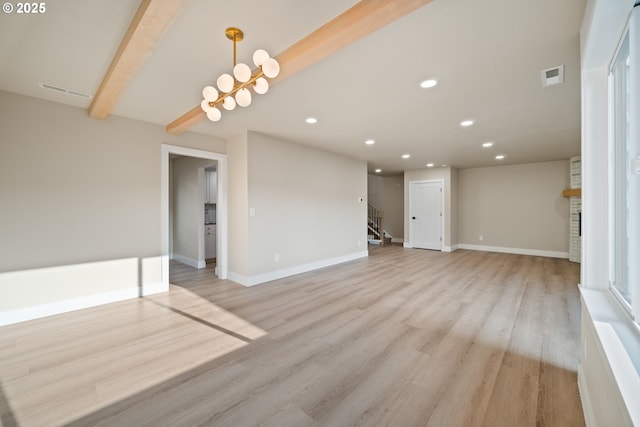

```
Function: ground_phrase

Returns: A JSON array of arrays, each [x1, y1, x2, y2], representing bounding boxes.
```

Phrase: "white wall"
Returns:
[[0, 91, 225, 324], [450, 167, 458, 246], [226, 131, 368, 285], [458, 161, 570, 257], [226, 132, 249, 277], [367, 173, 404, 240]]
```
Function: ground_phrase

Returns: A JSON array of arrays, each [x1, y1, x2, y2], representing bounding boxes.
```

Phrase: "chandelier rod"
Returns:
[[225, 27, 243, 68], [233, 33, 237, 67]]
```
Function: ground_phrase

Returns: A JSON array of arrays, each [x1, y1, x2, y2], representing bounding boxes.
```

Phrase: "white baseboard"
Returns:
[[457, 243, 569, 259], [228, 251, 369, 287], [0, 282, 166, 327], [578, 364, 596, 427], [391, 237, 403, 244], [172, 253, 204, 269], [403, 242, 412, 248]]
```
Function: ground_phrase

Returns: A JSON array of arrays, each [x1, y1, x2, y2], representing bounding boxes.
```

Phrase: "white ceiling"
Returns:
[[0, 0, 586, 175]]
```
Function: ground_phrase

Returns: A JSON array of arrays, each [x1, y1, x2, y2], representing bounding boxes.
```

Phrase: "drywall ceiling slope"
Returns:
[[0, 0, 586, 174]]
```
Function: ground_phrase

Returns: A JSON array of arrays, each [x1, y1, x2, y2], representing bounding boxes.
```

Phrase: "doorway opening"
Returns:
[[161, 145, 227, 290]]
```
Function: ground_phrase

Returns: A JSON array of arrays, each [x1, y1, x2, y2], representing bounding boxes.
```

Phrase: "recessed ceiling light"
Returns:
[[441, 164, 447, 167], [426, 163, 434, 167], [402, 154, 411, 159], [495, 154, 505, 160], [365, 139, 375, 145], [482, 142, 494, 148], [375, 168, 382, 173], [420, 79, 438, 89], [460, 119, 474, 127], [305, 117, 317, 124]]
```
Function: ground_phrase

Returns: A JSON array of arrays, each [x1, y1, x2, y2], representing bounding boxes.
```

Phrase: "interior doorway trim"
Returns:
[[161, 144, 228, 288]]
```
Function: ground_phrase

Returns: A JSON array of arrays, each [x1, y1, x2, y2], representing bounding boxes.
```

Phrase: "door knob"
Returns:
[[412, 216, 416, 219]]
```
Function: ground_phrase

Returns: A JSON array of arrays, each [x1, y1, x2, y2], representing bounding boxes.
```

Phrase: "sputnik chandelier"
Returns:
[[201, 27, 280, 122]]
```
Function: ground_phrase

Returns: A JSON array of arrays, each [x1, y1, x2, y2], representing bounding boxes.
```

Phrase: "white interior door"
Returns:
[[410, 181, 442, 250]]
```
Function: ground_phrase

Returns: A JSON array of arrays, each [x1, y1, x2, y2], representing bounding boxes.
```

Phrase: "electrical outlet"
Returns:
[[479, 235, 484, 241], [274, 253, 279, 262]]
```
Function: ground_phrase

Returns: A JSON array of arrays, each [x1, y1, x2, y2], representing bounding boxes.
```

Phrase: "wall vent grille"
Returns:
[[541, 65, 564, 87]]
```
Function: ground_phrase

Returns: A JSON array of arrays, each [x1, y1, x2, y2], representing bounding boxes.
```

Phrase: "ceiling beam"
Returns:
[[89, 0, 186, 120], [166, 0, 433, 135]]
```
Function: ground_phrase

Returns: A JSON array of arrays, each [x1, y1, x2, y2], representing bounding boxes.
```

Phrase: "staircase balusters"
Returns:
[[367, 203, 384, 245]]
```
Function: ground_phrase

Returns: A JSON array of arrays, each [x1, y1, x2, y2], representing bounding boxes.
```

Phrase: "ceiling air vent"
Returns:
[[67, 90, 91, 99], [39, 82, 66, 93], [541, 65, 564, 87], [38, 82, 92, 98]]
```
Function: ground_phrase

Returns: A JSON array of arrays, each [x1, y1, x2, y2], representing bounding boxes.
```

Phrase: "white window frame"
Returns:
[[608, 6, 640, 324]]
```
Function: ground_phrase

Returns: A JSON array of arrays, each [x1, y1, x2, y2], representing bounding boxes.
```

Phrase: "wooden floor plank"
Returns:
[[0, 245, 584, 426]]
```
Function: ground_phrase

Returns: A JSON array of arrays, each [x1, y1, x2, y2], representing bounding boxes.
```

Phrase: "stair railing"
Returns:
[[368, 203, 384, 245]]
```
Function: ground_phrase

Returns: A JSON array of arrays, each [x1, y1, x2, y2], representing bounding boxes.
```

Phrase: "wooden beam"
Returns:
[[89, 0, 186, 120], [166, 105, 204, 135], [562, 188, 581, 197], [166, 0, 434, 134], [272, 0, 434, 84]]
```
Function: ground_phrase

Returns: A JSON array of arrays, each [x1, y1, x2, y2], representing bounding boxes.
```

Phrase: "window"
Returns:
[[610, 31, 631, 305], [609, 7, 640, 322]]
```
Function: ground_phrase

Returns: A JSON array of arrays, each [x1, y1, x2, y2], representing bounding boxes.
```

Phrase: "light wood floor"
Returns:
[[0, 245, 584, 426]]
